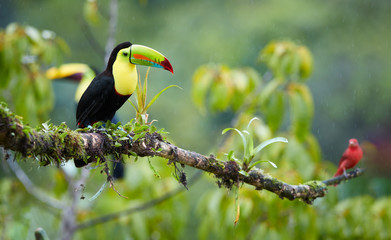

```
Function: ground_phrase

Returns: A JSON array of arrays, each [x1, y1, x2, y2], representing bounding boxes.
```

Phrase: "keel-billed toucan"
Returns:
[[76, 42, 173, 128], [74, 42, 173, 167]]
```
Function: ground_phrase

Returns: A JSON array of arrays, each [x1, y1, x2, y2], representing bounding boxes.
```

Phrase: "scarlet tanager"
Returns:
[[333, 138, 363, 177]]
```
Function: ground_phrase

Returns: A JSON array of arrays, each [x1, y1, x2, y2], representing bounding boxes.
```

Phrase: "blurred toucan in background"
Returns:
[[47, 63, 98, 102], [47, 42, 173, 171]]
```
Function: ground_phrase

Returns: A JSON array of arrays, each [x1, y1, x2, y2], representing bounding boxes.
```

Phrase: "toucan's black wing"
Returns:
[[76, 73, 113, 127], [76, 72, 131, 128]]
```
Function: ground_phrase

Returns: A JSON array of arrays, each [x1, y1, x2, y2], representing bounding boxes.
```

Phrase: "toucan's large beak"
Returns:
[[130, 44, 174, 74]]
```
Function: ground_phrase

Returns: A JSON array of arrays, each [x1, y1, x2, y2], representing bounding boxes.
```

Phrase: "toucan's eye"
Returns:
[[123, 52, 128, 57]]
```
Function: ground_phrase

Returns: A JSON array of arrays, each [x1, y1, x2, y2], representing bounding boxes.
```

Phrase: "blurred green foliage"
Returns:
[[1, 0, 390, 239], [192, 42, 320, 181], [0, 23, 67, 126]]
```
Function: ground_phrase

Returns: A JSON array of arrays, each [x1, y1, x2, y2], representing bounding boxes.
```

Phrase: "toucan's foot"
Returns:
[[74, 158, 88, 168], [112, 157, 125, 179], [343, 169, 347, 177], [126, 134, 134, 146]]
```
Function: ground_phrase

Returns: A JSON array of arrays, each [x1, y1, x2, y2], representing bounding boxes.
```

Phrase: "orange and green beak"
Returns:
[[130, 44, 173, 74]]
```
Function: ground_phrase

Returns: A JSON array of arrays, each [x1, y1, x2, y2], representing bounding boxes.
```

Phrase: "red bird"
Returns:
[[333, 138, 363, 177]]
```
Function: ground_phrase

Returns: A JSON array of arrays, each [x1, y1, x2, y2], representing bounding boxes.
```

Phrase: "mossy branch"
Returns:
[[0, 103, 364, 204]]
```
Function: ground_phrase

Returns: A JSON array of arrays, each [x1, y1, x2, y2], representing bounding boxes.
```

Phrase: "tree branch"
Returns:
[[322, 168, 365, 186], [0, 103, 364, 204]]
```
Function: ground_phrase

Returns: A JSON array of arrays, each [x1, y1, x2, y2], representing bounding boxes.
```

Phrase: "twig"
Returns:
[[6, 159, 65, 209], [80, 18, 106, 59], [102, 162, 128, 199], [104, 0, 118, 64], [60, 167, 90, 240], [75, 171, 203, 230], [322, 168, 365, 186]]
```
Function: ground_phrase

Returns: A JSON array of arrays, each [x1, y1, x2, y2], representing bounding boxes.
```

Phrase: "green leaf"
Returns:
[[118, 137, 129, 141], [259, 79, 283, 105], [305, 134, 322, 163], [239, 170, 250, 177], [143, 67, 149, 101], [41, 121, 50, 131], [222, 127, 247, 157], [297, 46, 313, 80], [247, 159, 278, 170], [268, 160, 278, 168], [93, 121, 103, 128], [127, 99, 138, 112], [242, 130, 254, 158], [88, 180, 108, 201], [288, 83, 314, 141], [149, 125, 157, 133], [209, 79, 233, 111], [227, 150, 235, 160], [262, 90, 285, 133], [246, 117, 259, 131], [145, 85, 182, 111], [114, 121, 122, 128], [253, 137, 288, 156], [83, 0, 100, 25], [59, 132, 67, 141], [247, 160, 260, 170], [192, 65, 214, 112]]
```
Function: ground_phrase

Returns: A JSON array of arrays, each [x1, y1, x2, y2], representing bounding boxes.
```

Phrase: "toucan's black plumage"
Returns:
[[74, 41, 173, 167], [76, 42, 132, 128], [76, 74, 130, 127]]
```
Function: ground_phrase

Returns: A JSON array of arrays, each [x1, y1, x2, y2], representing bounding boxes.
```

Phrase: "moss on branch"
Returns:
[[0, 103, 364, 203]]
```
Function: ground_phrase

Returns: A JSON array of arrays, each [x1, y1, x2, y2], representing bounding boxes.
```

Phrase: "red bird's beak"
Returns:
[[349, 139, 358, 147]]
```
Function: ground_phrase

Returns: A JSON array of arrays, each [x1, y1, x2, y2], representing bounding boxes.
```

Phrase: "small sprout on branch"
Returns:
[[128, 67, 181, 124], [222, 117, 288, 172]]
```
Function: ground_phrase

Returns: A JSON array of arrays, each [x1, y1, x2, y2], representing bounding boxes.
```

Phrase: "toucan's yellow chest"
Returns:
[[112, 60, 138, 96]]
